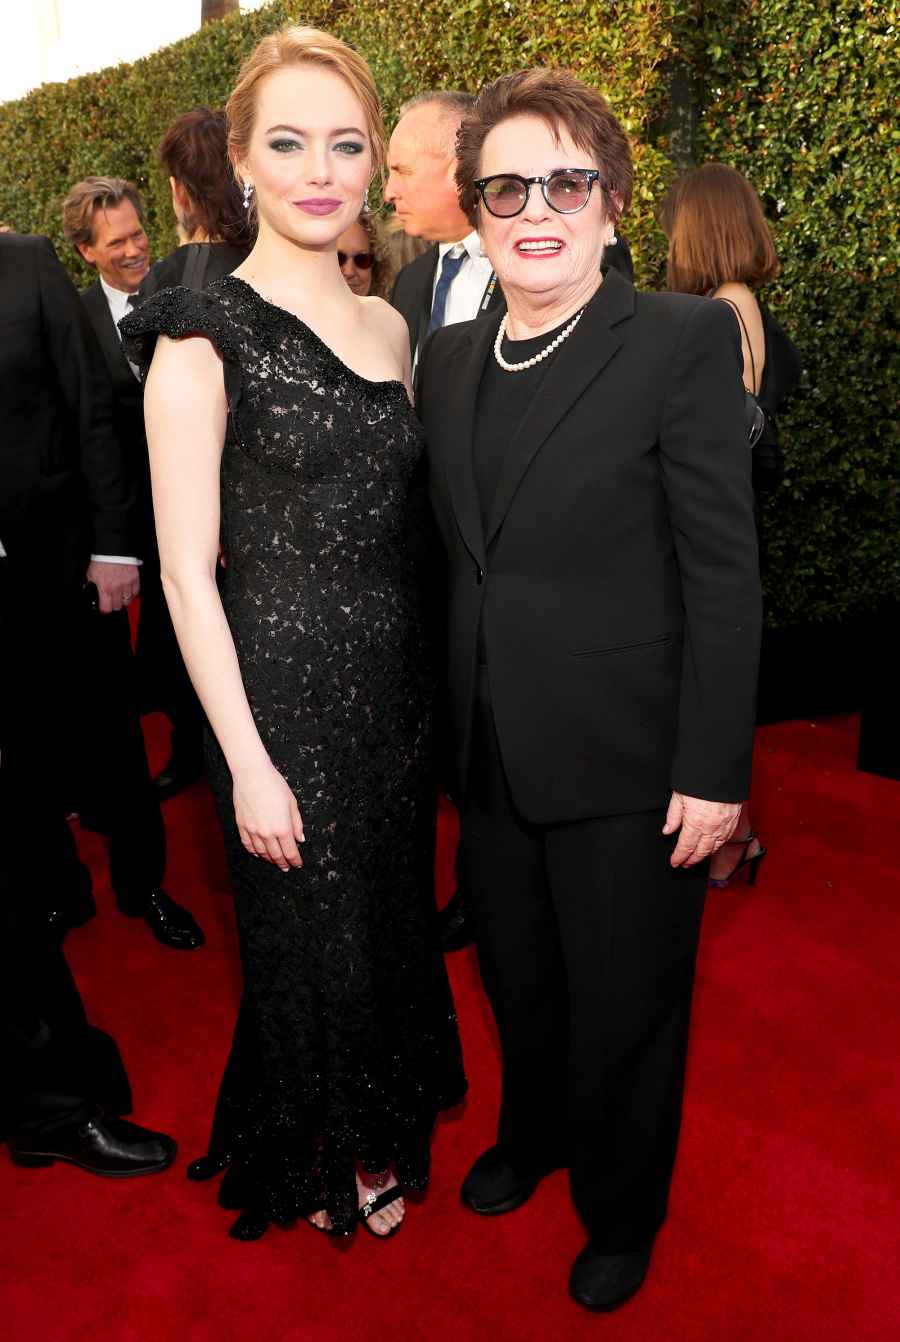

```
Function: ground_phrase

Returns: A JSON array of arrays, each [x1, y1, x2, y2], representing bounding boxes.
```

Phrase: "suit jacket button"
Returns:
[[476, 566, 485, 585]]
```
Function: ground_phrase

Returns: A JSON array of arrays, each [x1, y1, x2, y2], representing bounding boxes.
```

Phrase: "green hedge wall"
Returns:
[[683, 0, 899, 626], [0, 0, 895, 627]]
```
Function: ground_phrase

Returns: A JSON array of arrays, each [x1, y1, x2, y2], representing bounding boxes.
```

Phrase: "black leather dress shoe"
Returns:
[[438, 889, 475, 953], [9, 1116, 176, 1178], [569, 1239, 654, 1311], [121, 889, 205, 950], [152, 754, 205, 802], [461, 1146, 539, 1215], [186, 1152, 231, 1181]]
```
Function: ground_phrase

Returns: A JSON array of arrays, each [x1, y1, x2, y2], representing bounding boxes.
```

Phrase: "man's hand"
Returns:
[[663, 792, 742, 867], [86, 560, 140, 614]]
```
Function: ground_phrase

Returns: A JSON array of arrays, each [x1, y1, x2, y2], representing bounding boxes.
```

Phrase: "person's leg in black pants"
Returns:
[[74, 605, 167, 910], [0, 851, 177, 1176], [459, 676, 706, 1259], [546, 810, 705, 1250], [457, 672, 570, 1177], [69, 603, 203, 949]]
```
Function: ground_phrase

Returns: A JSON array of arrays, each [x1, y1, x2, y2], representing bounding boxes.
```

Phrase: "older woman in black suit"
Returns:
[[417, 69, 762, 1312]]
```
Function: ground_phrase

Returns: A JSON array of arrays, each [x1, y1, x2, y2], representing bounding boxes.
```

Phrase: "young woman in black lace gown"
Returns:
[[121, 26, 465, 1240]]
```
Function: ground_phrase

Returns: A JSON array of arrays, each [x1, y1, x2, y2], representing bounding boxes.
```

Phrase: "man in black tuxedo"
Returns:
[[64, 176, 205, 803], [0, 225, 202, 952], [386, 90, 635, 369], [0, 233, 183, 1173]]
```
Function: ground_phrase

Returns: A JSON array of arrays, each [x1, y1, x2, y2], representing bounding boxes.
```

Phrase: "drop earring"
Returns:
[[243, 181, 253, 211], [361, 189, 371, 216], [608, 230, 618, 245]]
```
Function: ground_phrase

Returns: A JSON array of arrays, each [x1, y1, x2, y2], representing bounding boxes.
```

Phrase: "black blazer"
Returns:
[[391, 235, 635, 362], [418, 267, 762, 824], [81, 279, 154, 560], [0, 235, 133, 589]]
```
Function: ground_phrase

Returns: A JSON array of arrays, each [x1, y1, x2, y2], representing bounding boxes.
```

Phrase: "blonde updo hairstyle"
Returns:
[[226, 26, 386, 203]]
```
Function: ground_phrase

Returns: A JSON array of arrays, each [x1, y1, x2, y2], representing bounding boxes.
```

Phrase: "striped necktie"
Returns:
[[427, 245, 467, 335]]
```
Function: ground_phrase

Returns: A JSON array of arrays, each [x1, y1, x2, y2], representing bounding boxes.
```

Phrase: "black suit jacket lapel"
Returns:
[[484, 268, 635, 549], [439, 308, 503, 568], [414, 246, 439, 358], [82, 280, 137, 391]]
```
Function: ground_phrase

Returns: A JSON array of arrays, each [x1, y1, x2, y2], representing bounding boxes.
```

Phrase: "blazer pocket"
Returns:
[[570, 633, 673, 658]]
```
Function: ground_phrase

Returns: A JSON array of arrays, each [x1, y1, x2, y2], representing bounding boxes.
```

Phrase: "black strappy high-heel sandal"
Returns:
[[708, 832, 767, 889], [358, 1180, 406, 1239], [186, 1152, 231, 1181]]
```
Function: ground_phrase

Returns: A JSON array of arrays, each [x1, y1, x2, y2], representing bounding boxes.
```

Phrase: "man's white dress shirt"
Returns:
[[432, 231, 495, 326]]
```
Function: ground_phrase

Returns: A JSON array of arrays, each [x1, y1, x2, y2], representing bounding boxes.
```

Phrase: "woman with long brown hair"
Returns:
[[660, 163, 801, 887]]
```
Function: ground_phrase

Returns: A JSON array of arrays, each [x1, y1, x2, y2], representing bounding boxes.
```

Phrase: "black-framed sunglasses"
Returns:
[[473, 169, 604, 218], [337, 250, 375, 269]]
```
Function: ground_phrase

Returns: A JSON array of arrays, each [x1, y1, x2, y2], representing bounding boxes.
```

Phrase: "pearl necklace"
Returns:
[[493, 307, 585, 373]]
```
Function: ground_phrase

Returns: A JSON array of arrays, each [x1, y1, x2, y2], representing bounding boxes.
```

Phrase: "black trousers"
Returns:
[[0, 926, 133, 1141], [458, 671, 706, 1251], [135, 562, 205, 763], [1, 558, 165, 911], [0, 753, 132, 1142], [77, 605, 166, 907]]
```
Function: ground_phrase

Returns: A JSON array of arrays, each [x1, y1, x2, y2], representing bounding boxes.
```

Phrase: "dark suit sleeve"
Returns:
[[389, 264, 419, 360], [658, 298, 762, 801], [36, 239, 135, 556]]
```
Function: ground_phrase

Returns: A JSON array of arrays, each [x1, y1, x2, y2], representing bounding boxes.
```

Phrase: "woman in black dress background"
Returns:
[[133, 107, 255, 797], [122, 26, 465, 1241], [138, 107, 254, 302], [661, 163, 801, 887]]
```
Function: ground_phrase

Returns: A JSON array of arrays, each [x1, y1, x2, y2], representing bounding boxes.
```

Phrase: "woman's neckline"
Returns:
[[501, 314, 574, 351], [221, 273, 406, 391], [503, 272, 604, 343]]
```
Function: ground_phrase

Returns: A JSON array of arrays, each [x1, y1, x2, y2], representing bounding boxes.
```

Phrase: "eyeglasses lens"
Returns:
[[483, 179, 527, 217], [546, 172, 591, 212], [337, 251, 374, 269]]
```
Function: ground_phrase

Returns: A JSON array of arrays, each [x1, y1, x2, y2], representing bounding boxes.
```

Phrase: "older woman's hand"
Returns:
[[663, 793, 742, 867]]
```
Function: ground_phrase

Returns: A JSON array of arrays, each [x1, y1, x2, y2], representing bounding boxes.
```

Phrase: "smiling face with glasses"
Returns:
[[472, 115, 618, 329]]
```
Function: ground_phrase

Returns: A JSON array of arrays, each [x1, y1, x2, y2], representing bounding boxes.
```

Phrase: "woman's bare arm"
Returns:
[[144, 335, 304, 871]]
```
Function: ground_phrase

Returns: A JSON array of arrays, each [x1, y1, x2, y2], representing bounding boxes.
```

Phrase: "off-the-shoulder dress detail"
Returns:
[[121, 277, 466, 1235]]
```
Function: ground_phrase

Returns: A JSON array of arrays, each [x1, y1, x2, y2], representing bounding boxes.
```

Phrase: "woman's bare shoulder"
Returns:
[[359, 294, 406, 338], [714, 282, 761, 320], [358, 295, 410, 372]]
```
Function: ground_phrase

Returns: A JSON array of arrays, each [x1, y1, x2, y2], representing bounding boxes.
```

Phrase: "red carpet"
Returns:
[[2, 713, 898, 1340]]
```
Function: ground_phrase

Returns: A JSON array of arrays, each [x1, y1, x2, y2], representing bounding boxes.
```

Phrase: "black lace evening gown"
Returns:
[[121, 276, 466, 1235]]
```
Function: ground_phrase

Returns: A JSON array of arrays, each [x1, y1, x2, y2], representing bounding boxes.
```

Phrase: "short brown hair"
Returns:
[[61, 176, 145, 251], [660, 163, 780, 294], [455, 68, 632, 227], [159, 108, 251, 248], [226, 26, 385, 183]]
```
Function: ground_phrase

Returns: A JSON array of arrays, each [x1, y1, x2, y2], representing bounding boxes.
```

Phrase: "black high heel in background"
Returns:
[[708, 832, 767, 888], [186, 1152, 231, 1181]]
